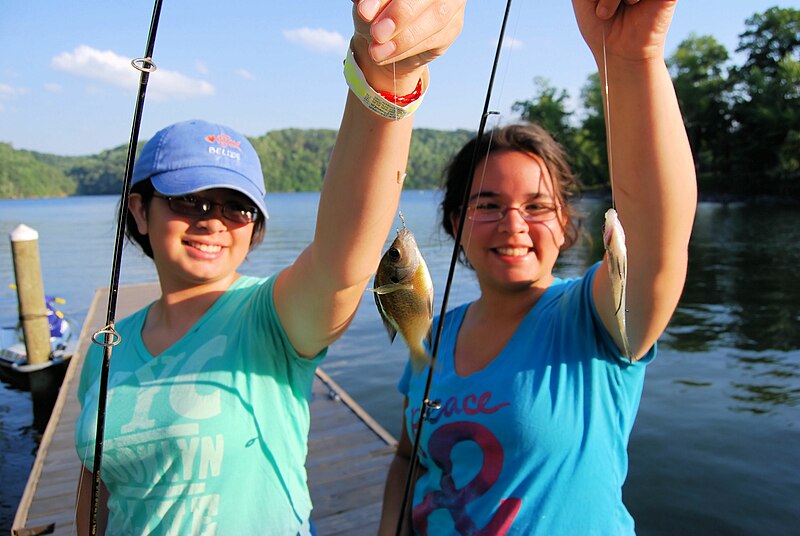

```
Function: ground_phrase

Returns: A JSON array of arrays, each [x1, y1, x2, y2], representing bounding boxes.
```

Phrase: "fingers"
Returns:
[[355, 0, 386, 22], [354, 0, 465, 64], [593, 0, 640, 20]]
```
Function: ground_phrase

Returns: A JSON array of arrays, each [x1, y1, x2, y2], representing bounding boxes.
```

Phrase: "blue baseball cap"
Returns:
[[132, 119, 268, 218]]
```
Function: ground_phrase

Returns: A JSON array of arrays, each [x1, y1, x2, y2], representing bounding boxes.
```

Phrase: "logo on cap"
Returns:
[[205, 132, 243, 161], [205, 133, 242, 152]]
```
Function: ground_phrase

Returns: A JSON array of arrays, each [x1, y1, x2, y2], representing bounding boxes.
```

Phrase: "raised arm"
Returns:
[[275, 0, 465, 357], [573, 0, 697, 360]]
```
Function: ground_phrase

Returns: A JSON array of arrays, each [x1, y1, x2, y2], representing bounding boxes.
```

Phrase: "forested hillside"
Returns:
[[0, 128, 474, 199], [0, 143, 76, 198]]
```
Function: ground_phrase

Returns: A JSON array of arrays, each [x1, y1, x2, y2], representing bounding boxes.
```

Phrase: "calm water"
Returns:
[[1, 193, 798, 534]]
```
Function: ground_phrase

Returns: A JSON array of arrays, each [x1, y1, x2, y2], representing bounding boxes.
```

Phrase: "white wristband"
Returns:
[[343, 47, 428, 120]]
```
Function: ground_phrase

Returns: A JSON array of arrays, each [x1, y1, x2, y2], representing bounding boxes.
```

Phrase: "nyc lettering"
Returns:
[[138, 493, 220, 535], [410, 391, 510, 432], [120, 336, 226, 436], [176, 435, 224, 481], [102, 433, 223, 485], [208, 146, 241, 160]]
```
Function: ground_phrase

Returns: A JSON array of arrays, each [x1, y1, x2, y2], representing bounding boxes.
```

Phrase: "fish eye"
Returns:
[[388, 247, 401, 260]]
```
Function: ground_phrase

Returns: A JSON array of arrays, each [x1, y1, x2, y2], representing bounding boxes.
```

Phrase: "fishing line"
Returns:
[[458, 112, 499, 264], [80, 1, 164, 534], [602, 28, 616, 208], [439, 0, 525, 281], [395, 1, 515, 533]]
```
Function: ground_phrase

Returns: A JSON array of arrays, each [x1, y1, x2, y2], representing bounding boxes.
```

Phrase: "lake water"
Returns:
[[1, 192, 798, 534]]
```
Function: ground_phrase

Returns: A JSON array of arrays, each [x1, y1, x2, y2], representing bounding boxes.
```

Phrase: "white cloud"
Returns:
[[43, 83, 63, 93], [51, 45, 215, 100], [235, 68, 256, 81], [283, 27, 348, 54], [502, 38, 524, 50], [195, 60, 209, 76], [0, 82, 26, 99], [0, 83, 26, 112]]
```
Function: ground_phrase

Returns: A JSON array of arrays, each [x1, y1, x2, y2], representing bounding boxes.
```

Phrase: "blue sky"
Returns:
[[1, 1, 797, 156]]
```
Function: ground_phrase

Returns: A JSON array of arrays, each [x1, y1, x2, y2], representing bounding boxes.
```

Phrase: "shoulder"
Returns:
[[231, 274, 274, 295], [538, 263, 600, 313], [218, 274, 276, 313], [433, 301, 471, 333]]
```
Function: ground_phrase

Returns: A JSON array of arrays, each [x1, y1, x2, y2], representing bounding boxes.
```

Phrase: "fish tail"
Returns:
[[409, 345, 432, 373]]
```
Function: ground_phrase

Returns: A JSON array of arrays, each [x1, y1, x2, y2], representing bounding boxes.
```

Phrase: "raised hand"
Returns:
[[351, 0, 466, 93], [571, 0, 678, 63]]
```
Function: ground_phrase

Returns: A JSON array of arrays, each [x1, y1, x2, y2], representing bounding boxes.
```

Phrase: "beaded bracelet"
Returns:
[[377, 78, 423, 106], [343, 47, 428, 120]]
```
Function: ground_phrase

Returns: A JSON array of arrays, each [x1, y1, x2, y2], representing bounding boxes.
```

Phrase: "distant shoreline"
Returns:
[[1, 189, 799, 206]]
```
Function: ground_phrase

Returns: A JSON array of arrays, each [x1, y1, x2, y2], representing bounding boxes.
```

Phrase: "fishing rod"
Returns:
[[87, 0, 164, 533], [395, 0, 514, 533]]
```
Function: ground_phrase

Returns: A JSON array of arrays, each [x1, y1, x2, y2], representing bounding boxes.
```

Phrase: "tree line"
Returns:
[[0, 128, 473, 199], [1, 7, 797, 201], [514, 6, 799, 199]]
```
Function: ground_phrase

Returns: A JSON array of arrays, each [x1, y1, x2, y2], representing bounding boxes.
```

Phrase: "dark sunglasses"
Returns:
[[152, 193, 259, 224]]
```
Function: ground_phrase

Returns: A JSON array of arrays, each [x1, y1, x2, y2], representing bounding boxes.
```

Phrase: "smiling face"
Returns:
[[129, 188, 256, 292], [454, 150, 567, 293]]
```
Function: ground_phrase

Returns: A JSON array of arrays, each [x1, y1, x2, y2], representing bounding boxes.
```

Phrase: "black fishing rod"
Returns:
[[395, 0, 514, 533], [87, 1, 164, 533]]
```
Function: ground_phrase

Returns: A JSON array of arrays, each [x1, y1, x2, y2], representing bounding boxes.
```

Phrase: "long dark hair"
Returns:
[[440, 122, 582, 266], [125, 180, 266, 259]]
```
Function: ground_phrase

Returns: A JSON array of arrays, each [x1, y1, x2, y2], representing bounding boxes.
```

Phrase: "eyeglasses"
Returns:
[[153, 194, 259, 224], [466, 201, 557, 223]]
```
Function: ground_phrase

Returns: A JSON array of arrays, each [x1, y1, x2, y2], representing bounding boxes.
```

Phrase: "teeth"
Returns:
[[189, 242, 222, 253], [496, 247, 529, 257]]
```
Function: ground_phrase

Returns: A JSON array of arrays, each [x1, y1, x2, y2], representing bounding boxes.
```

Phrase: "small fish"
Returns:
[[369, 215, 434, 372], [603, 208, 632, 361]]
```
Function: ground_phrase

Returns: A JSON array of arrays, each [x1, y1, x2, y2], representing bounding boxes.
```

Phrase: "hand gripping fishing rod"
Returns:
[[86, 1, 164, 533], [395, 0, 514, 533]]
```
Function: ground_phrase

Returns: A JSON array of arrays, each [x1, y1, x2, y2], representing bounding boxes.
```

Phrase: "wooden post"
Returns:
[[10, 224, 51, 366]]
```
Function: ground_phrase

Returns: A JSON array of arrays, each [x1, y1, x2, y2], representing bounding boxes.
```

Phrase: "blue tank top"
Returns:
[[399, 263, 654, 535]]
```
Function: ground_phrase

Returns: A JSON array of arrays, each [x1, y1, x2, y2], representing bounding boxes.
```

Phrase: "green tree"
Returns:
[[730, 7, 800, 195], [574, 73, 608, 189], [512, 77, 604, 189], [668, 34, 734, 191], [407, 128, 474, 189], [251, 129, 337, 192], [512, 76, 575, 147], [0, 143, 75, 198]]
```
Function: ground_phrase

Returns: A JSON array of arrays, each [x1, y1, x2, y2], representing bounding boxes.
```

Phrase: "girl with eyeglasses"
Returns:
[[73, 1, 466, 534], [379, 1, 697, 534]]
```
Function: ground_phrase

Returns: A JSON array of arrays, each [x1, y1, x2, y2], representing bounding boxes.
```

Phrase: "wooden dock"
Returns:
[[11, 283, 397, 536]]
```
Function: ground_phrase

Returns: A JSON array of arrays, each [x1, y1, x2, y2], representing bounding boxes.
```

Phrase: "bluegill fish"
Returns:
[[369, 219, 434, 372], [603, 208, 632, 361]]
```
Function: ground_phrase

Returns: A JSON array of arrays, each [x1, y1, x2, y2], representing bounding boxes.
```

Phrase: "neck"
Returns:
[[152, 273, 239, 328], [472, 276, 553, 321]]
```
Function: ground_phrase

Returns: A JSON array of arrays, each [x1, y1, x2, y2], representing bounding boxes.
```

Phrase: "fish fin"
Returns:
[[426, 284, 434, 322], [620, 321, 633, 362], [384, 320, 398, 344], [373, 292, 398, 343], [409, 346, 432, 374], [367, 283, 414, 295]]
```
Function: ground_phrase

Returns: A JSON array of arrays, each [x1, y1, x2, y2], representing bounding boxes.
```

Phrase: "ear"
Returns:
[[449, 212, 461, 236], [555, 209, 570, 249], [128, 193, 149, 235]]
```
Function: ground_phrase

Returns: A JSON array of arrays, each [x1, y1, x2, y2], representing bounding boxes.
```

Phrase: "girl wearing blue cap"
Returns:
[[74, 1, 466, 534]]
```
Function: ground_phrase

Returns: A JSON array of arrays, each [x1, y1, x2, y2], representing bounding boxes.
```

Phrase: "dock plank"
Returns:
[[12, 283, 397, 535]]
